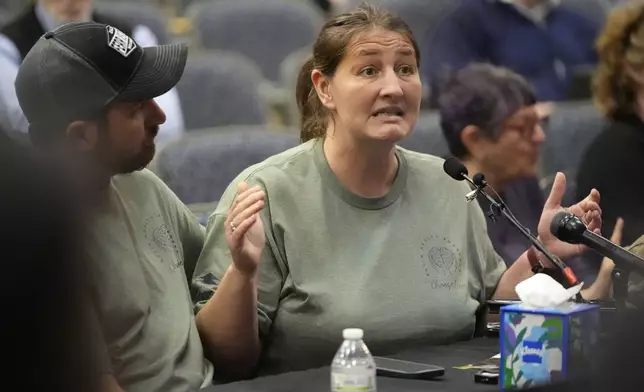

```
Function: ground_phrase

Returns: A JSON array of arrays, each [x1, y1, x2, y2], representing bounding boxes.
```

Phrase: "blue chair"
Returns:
[[176, 51, 269, 131], [152, 127, 299, 204], [189, 0, 323, 84], [540, 101, 606, 178], [399, 111, 449, 157], [95, 2, 169, 44]]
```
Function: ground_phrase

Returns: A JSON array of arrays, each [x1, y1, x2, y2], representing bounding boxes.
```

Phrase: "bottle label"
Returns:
[[331, 373, 376, 391]]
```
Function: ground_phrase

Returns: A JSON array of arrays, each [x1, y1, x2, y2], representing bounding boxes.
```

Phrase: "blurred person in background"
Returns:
[[193, 4, 603, 377], [0, 127, 101, 392], [438, 63, 547, 267], [437, 63, 614, 293], [424, 0, 600, 105], [0, 0, 185, 144], [14, 21, 266, 391], [0, 46, 24, 138], [576, 2, 644, 256]]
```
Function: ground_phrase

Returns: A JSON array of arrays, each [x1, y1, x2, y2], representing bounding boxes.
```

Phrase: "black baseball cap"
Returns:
[[15, 21, 188, 140]]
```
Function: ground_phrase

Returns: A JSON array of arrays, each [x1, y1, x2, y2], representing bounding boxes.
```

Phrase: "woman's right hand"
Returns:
[[225, 182, 266, 277]]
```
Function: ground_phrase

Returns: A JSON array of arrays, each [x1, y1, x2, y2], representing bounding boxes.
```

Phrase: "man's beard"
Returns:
[[115, 143, 156, 175]]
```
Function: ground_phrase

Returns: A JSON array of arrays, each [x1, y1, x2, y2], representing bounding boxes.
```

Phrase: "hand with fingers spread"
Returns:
[[225, 182, 266, 277], [537, 172, 603, 261]]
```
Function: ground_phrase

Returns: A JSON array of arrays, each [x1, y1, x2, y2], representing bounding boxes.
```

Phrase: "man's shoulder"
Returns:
[[114, 167, 164, 183], [111, 168, 173, 198]]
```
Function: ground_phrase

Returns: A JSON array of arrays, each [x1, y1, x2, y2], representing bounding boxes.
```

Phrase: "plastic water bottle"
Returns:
[[331, 328, 377, 392]]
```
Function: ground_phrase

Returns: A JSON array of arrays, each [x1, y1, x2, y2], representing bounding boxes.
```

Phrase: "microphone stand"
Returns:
[[464, 176, 586, 303], [611, 267, 629, 312], [552, 212, 643, 313]]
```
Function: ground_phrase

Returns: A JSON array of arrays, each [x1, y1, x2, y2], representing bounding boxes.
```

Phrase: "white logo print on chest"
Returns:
[[419, 235, 465, 291], [106, 25, 137, 57], [142, 214, 183, 270]]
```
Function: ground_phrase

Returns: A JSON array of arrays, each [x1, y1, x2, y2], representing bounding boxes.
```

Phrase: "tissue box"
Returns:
[[500, 302, 600, 390]]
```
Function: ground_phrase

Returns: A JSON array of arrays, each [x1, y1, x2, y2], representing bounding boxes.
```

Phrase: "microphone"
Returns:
[[442, 157, 582, 289], [472, 173, 486, 187], [464, 173, 488, 201], [443, 158, 482, 202], [550, 211, 644, 275], [443, 157, 469, 181]]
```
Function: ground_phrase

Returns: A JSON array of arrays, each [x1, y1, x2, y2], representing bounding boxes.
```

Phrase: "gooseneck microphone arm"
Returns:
[[550, 211, 644, 309], [442, 158, 583, 291], [475, 178, 582, 288]]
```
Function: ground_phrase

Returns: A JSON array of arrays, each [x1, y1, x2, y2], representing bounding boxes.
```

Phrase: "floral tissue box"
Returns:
[[500, 303, 600, 390]]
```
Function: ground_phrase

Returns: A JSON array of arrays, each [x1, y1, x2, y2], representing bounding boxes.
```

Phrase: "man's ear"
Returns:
[[311, 69, 335, 111], [64, 121, 99, 152]]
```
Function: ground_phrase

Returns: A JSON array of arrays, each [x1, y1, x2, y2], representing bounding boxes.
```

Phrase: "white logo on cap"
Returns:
[[106, 25, 137, 58]]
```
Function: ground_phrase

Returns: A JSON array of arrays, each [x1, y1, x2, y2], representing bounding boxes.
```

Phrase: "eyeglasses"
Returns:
[[504, 117, 548, 139]]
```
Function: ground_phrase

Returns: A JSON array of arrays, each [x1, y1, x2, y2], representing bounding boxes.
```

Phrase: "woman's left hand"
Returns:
[[537, 172, 602, 260]]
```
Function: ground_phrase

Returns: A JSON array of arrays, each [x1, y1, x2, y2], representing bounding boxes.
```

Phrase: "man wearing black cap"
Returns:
[[0, 0, 185, 142], [14, 22, 267, 391]]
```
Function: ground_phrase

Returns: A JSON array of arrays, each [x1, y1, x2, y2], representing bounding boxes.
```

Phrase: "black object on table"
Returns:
[[205, 338, 499, 392]]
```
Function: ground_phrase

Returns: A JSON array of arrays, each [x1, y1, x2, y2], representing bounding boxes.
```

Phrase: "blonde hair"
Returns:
[[594, 3, 644, 118]]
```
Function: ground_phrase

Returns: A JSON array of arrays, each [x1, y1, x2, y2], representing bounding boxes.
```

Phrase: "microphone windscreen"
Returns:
[[443, 157, 468, 181], [473, 173, 486, 186], [549, 211, 576, 239]]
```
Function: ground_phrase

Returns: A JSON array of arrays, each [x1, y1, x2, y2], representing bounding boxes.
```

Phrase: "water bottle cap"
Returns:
[[342, 328, 364, 340]]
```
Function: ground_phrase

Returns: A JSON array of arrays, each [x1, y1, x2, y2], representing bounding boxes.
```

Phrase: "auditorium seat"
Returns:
[[279, 47, 310, 126], [188, 0, 323, 84], [0, 0, 24, 26], [95, 2, 170, 44], [539, 101, 606, 178], [188, 201, 219, 226], [338, 0, 457, 68], [175, 51, 269, 131], [399, 111, 450, 158], [152, 127, 299, 204]]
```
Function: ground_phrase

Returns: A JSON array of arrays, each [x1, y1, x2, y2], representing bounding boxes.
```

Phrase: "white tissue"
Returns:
[[515, 273, 584, 309]]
